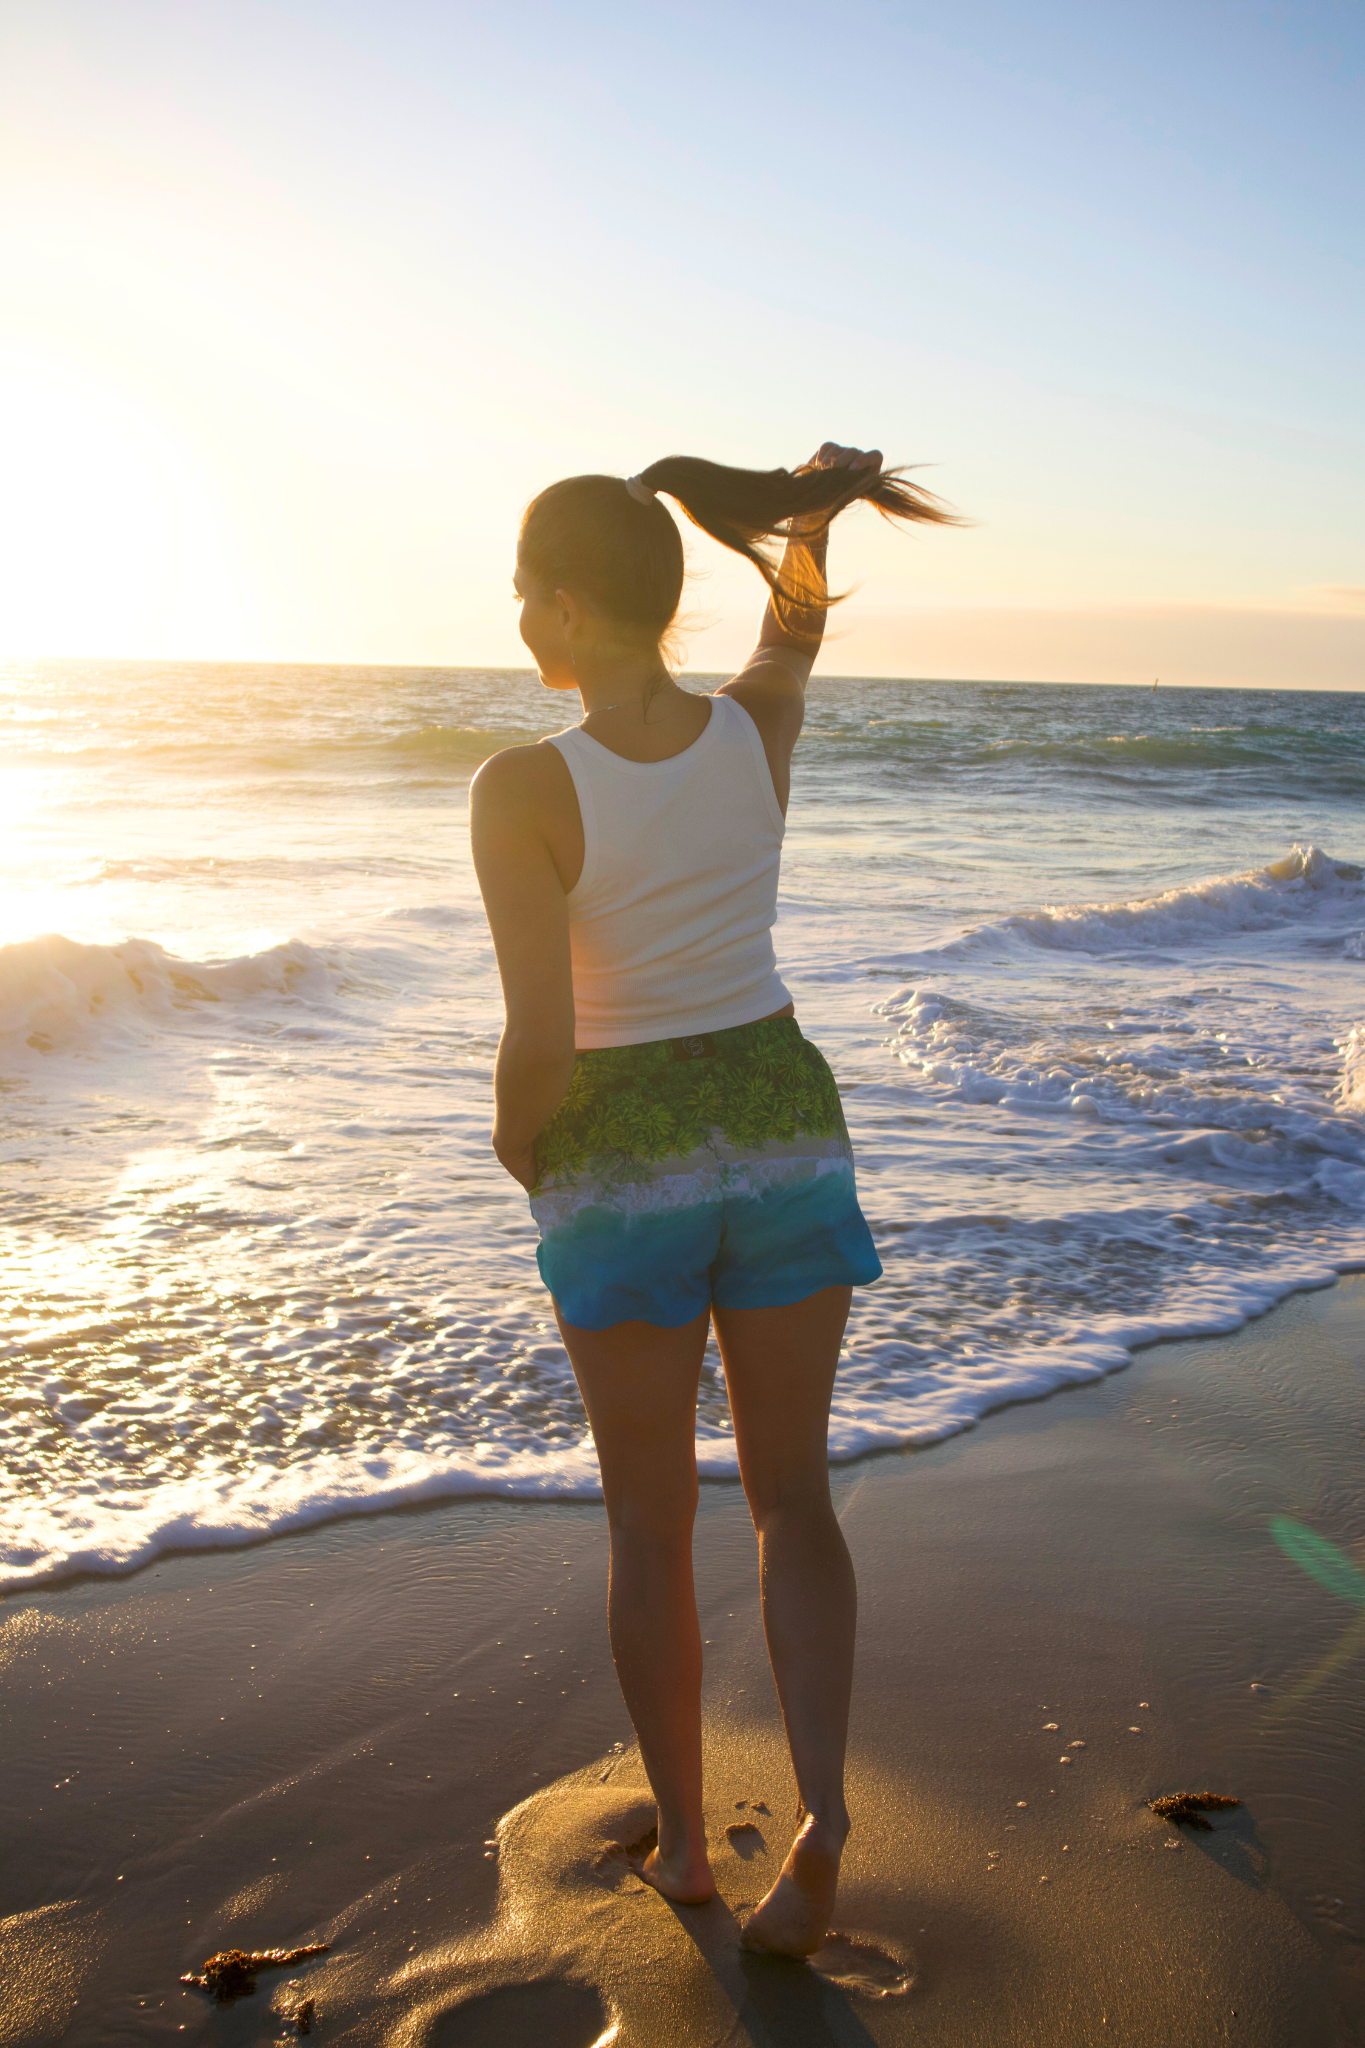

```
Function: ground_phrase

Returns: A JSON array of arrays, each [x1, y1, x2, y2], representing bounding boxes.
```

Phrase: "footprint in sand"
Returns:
[[724, 1820, 767, 1859], [591, 1821, 658, 1888], [804, 1932, 915, 2000]]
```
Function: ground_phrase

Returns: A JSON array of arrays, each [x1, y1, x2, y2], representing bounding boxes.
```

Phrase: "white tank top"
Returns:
[[547, 694, 791, 1048]]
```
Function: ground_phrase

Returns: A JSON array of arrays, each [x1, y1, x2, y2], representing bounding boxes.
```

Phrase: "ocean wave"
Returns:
[[971, 724, 1365, 780], [880, 980, 1365, 1173], [869, 844, 1364, 972], [986, 731, 1278, 772], [872, 847, 1365, 1214], [377, 724, 531, 765], [378, 903, 473, 928], [0, 1439, 601, 1592], [81, 853, 439, 886], [799, 705, 1365, 803], [12, 723, 543, 779], [0, 932, 355, 1054]]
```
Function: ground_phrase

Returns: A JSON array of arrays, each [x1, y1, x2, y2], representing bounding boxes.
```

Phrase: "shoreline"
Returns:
[[9, 1255, 1365, 1600], [3, 1279, 1363, 2044]]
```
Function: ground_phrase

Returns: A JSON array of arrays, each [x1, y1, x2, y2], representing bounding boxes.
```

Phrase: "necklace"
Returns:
[[580, 697, 636, 718], [579, 672, 674, 723]]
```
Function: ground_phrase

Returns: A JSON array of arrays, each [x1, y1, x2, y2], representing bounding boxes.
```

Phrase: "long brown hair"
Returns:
[[519, 455, 960, 639]]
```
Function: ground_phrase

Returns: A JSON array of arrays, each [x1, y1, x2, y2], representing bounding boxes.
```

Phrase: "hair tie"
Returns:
[[623, 475, 657, 506]]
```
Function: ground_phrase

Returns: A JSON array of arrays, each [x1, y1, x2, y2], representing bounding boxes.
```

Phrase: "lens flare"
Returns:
[[1270, 1517, 1365, 1607], [1264, 1518, 1365, 1725]]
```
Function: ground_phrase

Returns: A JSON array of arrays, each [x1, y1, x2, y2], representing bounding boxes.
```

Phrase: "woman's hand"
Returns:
[[799, 441, 883, 475], [790, 442, 883, 536], [494, 1136, 539, 1192]]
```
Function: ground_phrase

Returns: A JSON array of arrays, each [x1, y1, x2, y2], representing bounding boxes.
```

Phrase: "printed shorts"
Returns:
[[529, 1016, 882, 1331]]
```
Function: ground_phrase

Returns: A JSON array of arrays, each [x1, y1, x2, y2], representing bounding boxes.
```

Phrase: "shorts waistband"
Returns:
[[575, 1014, 802, 1070]]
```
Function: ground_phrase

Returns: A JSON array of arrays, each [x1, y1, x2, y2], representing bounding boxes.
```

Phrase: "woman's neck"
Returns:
[[576, 649, 676, 723]]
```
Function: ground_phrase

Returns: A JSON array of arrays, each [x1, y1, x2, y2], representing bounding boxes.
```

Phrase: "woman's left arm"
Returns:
[[720, 443, 881, 811], [470, 748, 577, 1191]]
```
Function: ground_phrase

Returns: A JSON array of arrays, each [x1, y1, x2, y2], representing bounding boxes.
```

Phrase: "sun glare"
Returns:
[[0, 343, 249, 658]]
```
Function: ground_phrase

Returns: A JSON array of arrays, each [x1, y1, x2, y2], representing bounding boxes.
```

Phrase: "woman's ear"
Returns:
[[554, 586, 584, 652]]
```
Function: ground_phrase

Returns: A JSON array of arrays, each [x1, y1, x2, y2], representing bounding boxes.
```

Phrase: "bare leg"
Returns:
[[712, 1285, 855, 1955], [554, 1304, 716, 1905]]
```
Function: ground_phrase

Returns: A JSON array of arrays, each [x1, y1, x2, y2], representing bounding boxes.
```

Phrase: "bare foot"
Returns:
[[626, 1825, 716, 1907], [740, 1813, 849, 1956]]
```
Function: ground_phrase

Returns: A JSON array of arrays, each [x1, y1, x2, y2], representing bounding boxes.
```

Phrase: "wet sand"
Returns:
[[3, 1277, 1363, 2046]]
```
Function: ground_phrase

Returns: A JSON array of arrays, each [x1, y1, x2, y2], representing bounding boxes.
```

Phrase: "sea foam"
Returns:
[[4, 664, 1364, 1591]]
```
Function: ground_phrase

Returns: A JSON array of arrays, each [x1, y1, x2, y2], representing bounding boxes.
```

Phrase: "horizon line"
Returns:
[[4, 654, 1362, 696]]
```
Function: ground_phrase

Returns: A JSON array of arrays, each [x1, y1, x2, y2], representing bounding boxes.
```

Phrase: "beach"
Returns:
[[5, 1275, 1362, 2044], [3, 663, 1364, 2039]]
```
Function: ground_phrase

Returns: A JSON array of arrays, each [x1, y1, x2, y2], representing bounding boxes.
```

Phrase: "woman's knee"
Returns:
[[740, 1460, 833, 1535], [603, 1474, 699, 1546]]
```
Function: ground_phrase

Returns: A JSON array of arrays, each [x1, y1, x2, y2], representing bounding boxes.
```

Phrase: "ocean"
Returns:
[[4, 660, 1364, 1592]]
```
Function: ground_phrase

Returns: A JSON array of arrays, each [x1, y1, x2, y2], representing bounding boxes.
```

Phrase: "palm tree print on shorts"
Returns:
[[534, 1018, 849, 1189]]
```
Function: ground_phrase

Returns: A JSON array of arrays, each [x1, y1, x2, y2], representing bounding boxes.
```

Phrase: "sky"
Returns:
[[1, 0, 1362, 684]]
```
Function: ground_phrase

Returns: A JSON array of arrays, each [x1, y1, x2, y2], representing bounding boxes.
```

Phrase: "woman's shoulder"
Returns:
[[470, 738, 577, 821]]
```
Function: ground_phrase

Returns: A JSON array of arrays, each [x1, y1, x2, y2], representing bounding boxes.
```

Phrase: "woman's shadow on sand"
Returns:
[[402, 1764, 912, 2048], [664, 1887, 891, 2048]]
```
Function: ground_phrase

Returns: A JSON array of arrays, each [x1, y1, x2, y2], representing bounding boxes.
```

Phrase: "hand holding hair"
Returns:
[[626, 444, 960, 633], [788, 443, 884, 541]]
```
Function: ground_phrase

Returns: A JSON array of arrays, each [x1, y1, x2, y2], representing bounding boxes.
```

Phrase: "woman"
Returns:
[[470, 443, 955, 1955]]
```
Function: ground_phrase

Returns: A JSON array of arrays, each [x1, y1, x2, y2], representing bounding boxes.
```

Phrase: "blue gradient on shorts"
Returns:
[[538, 1163, 882, 1332]]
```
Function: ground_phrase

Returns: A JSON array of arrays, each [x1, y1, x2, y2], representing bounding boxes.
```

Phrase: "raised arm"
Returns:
[[469, 747, 577, 1190], [719, 442, 882, 811]]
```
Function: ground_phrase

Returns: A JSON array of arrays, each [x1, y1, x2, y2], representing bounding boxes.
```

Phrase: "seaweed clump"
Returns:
[[1148, 1792, 1241, 1831], [180, 1945, 330, 2002]]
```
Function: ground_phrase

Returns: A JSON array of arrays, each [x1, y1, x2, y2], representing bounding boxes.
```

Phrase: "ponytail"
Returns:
[[640, 454, 960, 632], [519, 453, 959, 640]]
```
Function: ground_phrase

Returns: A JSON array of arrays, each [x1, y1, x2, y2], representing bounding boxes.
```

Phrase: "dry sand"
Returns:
[[3, 1277, 1363, 2046]]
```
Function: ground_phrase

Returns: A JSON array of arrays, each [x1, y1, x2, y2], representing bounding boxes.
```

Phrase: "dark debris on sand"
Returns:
[[179, 1945, 331, 2002], [1149, 1792, 1241, 1831], [295, 1996, 317, 2035]]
